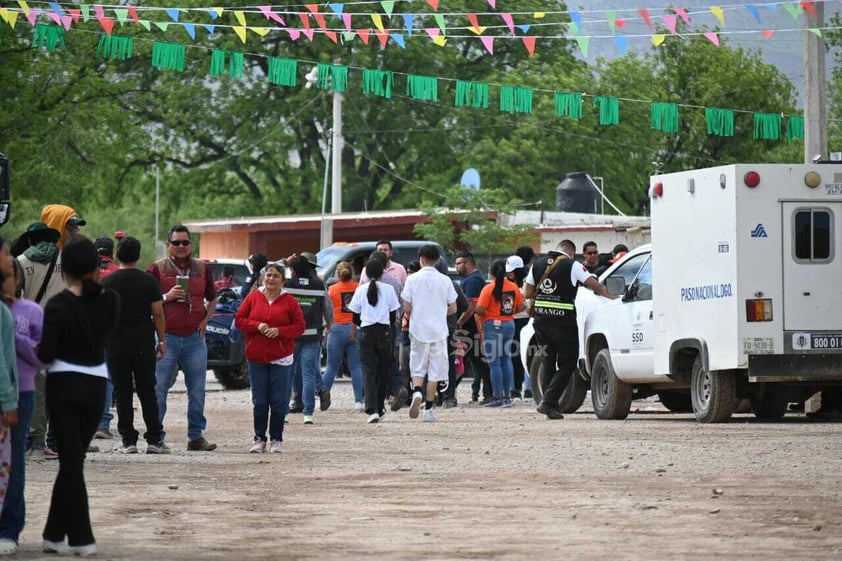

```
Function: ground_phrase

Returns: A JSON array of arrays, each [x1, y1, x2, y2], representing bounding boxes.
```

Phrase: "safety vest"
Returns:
[[284, 275, 327, 342], [531, 253, 578, 326]]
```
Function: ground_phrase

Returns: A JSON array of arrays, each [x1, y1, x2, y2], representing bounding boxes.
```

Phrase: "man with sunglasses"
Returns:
[[582, 241, 601, 275], [147, 225, 219, 451]]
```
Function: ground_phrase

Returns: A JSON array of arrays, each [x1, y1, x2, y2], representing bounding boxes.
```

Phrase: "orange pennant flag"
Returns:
[[522, 36, 536, 56], [357, 28, 371, 44], [376, 29, 390, 47]]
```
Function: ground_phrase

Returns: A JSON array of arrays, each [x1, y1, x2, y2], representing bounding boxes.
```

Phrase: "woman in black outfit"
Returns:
[[37, 236, 120, 557]]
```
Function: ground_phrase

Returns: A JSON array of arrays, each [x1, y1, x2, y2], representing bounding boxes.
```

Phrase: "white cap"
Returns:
[[505, 255, 524, 273]]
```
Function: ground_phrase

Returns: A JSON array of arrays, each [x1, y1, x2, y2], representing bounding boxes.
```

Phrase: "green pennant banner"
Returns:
[[651, 102, 679, 133], [32, 24, 67, 52], [96, 33, 134, 60], [363, 69, 393, 99], [594, 96, 619, 125], [500, 86, 533, 114], [406, 74, 438, 101], [454, 81, 489, 109], [268, 57, 298, 87], [317, 63, 349, 93], [786, 115, 804, 144], [151, 41, 185, 72], [753, 112, 781, 140], [554, 92, 582, 119], [706, 107, 734, 136]]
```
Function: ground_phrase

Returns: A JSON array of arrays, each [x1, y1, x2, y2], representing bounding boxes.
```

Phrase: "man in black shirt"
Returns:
[[101, 237, 168, 454]]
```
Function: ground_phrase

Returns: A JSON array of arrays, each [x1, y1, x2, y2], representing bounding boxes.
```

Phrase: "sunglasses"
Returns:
[[584, 251, 598, 255], [169, 240, 191, 247]]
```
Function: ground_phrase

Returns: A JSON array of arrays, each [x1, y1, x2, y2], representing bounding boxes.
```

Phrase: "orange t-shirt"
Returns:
[[329, 279, 359, 324], [477, 278, 524, 322]]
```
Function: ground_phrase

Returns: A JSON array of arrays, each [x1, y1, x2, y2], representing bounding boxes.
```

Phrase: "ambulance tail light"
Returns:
[[743, 171, 761, 188], [746, 299, 773, 322]]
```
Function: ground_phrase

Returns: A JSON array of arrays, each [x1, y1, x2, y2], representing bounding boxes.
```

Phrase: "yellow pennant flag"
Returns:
[[233, 26, 247, 43], [710, 6, 724, 26], [0, 8, 8, 23], [212, 7, 224, 18], [432, 35, 447, 47], [1, 9, 19, 28], [234, 10, 247, 26], [469, 25, 486, 35], [16, 0, 29, 17], [652, 34, 666, 46], [533, 12, 545, 19], [371, 13, 384, 31], [251, 27, 270, 36]]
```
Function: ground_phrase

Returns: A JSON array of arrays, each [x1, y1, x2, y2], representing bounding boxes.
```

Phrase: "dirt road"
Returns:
[[19, 377, 842, 560]]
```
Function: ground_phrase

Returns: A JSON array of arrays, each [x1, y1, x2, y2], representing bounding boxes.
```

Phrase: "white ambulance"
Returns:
[[582, 163, 842, 423]]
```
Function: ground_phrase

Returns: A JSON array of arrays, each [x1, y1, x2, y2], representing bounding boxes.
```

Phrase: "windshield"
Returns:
[[316, 246, 354, 276]]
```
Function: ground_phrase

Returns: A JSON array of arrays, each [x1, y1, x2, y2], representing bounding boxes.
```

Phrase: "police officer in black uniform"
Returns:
[[524, 240, 614, 419]]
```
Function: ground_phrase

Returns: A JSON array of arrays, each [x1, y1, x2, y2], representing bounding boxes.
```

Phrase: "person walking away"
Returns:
[[323, 261, 364, 411], [435, 259, 467, 408], [348, 259, 400, 423], [37, 236, 119, 556], [0, 240, 20, 554], [147, 225, 219, 451], [93, 236, 119, 441], [235, 262, 305, 453], [401, 245, 457, 423], [101, 237, 168, 454], [524, 240, 614, 420], [475, 259, 525, 408], [454, 252, 492, 403], [0, 256, 40, 554], [284, 255, 330, 424]]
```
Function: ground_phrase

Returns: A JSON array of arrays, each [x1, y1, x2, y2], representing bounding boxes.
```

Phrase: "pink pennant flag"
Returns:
[[258, 6, 285, 25], [298, 12, 310, 29], [376, 30, 390, 48], [501, 13, 514, 34], [47, 11, 61, 25], [662, 14, 678, 34], [343, 13, 352, 30], [313, 13, 326, 30], [425, 27, 440, 37], [487, 0, 496, 8], [480, 36, 494, 54], [703, 32, 719, 45], [673, 7, 690, 26], [128, 6, 139, 23], [357, 28, 371, 44], [325, 30, 338, 43], [427, 0, 439, 10], [94, 5, 105, 20], [522, 36, 536, 56], [638, 8, 651, 28], [68, 8, 80, 22], [60, 14, 72, 30], [288, 28, 300, 40], [99, 17, 115, 35], [760, 29, 774, 38], [26, 7, 39, 25], [302, 28, 315, 41]]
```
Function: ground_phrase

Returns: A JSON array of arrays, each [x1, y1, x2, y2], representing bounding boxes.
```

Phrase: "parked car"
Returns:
[[205, 287, 249, 389], [315, 240, 447, 283]]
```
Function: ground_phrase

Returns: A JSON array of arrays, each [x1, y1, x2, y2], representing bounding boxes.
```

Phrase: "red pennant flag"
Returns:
[[615, 17, 626, 29], [801, 1, 818, 19], [99, 17, 115, 35], [760, 29, 774, 38], [467, 13, 481, 31], [357, 28, 371, 44], [313, 13, 326, 30], [325, 30, 338, 43], [376, 30, 390, 48], [522, 36, 536, 56], [305, 4, 320, 14], [638, 8, 652, 28], [128, 7, 139, 24], [68, 8, 80, 23], [298, 12, 310, 29], [427, 0, 439, 10]]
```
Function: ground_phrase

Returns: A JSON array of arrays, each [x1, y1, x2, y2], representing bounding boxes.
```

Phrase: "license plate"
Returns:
[[792, 333, 842, 350], [743, 337, 775, 354]]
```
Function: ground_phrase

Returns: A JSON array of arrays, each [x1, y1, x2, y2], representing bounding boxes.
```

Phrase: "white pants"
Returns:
[[408, 334, 449, 382]]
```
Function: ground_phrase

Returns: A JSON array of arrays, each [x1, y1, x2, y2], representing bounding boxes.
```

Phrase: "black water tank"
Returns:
[[555, 171, 600, 213]]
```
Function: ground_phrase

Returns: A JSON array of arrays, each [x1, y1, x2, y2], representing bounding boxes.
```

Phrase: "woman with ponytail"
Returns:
[[475, 259, 525, 408], [347, 258, 400, 424], [37, 236, 120, 557]]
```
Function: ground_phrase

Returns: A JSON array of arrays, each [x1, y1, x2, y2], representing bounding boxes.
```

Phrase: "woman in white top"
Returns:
[[347, 259, 400, 424]]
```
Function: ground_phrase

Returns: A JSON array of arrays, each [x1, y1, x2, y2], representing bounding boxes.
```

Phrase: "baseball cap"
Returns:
[[505, 255, 524, 273], [300, 251, 319, 268], [67, 215, 86, 227], [23, 222, 60, 245], [114, 231, 126, 239], [94, 236, 114, 256]]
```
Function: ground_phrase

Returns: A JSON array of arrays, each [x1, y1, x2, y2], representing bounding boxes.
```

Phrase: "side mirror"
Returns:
[[605, 275, 626, 296], [0, 203, 9, 227]]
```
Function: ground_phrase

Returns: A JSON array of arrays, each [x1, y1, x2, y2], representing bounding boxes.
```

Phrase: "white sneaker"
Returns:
[[67, 543, 97, 557], [0, 538, 17, 555], [409, 391, 423, 419], [249, 439, 266, 453], [354, 402, 365, 412], [367, 413, 380, 424], [269, 440, 283, 454], [423, 408, 438, 422], [303, 415, 315, 425], [42, 540, 68, 554]]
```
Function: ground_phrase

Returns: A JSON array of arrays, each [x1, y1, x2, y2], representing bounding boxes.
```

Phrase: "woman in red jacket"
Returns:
[[235, 263, 305, 454]]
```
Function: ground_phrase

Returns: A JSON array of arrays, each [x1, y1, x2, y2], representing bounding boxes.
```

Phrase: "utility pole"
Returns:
[[320, 85, 344, 249], [803, 2, 827, 162]]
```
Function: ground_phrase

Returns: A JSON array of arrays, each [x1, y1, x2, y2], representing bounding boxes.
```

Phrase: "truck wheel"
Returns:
[[590, 349, 632, 420], [690, 356, 735, 423], [213, 366, 250, 390], [750, 388, 788, 419], [528, 358, 588, 413], [657, 390, 693, 413]]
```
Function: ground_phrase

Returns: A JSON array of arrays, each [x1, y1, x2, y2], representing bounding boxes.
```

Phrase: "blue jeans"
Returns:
[[389, 324, 403, 394], [98, 376, 113, 431], [248, 362, 292, 442], [291, 343, 323, 407], [483, 320, 516, 399], [323, 323, 363, 402], [0, 391, 34, 542], [295, 340, 322, 416], [155, 331, 208, 441]]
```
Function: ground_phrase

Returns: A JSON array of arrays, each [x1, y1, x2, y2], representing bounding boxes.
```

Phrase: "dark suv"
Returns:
[[316, 240, 447, 282]]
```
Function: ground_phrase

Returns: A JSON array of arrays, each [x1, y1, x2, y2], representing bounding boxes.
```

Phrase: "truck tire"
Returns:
[[213, 366, 250, 390], [590, 349, 632, 420], [750, 388, 788, 419], [528, 358, 588, 413], [657, 390, 693, 413], [690, 356, 735, 423]]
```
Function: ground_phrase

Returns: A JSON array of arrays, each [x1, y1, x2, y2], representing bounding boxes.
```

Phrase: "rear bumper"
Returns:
[[748, 354, 842, 383]]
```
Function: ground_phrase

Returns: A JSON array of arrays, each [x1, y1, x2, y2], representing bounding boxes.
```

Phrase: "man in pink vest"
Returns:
[[147, 225, 219, 451]]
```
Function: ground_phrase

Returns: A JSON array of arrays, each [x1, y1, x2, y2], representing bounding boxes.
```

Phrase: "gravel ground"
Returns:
[[16, 374, 842, 561]]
